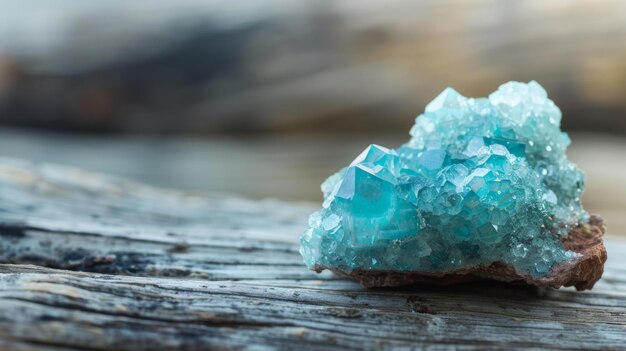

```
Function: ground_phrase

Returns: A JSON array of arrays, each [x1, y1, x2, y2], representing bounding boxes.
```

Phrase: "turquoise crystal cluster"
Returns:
[[300, 81, 588, 277]]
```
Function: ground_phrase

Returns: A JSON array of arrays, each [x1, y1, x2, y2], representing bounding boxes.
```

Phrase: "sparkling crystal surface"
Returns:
[[300, 81, 587, 277]]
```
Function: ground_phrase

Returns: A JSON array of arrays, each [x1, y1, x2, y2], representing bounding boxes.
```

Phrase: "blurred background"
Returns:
[[0, 1, 624, 230]]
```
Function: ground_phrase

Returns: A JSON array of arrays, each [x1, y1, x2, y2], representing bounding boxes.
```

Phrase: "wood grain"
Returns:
[[0, 157, 623, 350]]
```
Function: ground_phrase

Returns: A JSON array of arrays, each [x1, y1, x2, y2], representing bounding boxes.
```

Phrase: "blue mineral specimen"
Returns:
[[300, 81, 587, 277]]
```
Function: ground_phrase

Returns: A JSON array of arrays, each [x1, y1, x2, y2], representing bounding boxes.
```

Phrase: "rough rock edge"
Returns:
[[323, 215, 606, 291]]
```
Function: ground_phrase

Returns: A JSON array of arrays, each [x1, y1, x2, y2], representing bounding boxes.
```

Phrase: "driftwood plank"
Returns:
[[0, 157, 624, 350]]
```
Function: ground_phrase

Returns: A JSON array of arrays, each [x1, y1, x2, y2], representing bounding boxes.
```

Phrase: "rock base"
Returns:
[[334, 215, 607, 290]]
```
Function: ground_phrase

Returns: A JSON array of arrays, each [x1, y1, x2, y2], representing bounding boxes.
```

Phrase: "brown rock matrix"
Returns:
[[337, 215, 606, 290]]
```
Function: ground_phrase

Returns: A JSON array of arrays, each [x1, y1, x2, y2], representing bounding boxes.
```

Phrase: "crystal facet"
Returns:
[[300, 81, 591, 280]]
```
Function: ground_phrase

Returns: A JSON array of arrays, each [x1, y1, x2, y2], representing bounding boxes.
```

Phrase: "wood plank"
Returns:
[[0, 157, 624, 350]]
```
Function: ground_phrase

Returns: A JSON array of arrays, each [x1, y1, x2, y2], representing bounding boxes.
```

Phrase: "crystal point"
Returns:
[[301, 81, 606, 290]]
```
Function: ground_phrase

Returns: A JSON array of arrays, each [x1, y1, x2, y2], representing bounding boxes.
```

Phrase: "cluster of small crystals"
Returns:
[[300, 81, 588, 277]]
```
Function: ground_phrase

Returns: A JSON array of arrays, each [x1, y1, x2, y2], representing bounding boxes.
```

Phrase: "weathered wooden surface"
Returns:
[[0, 157, 624, 350]]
